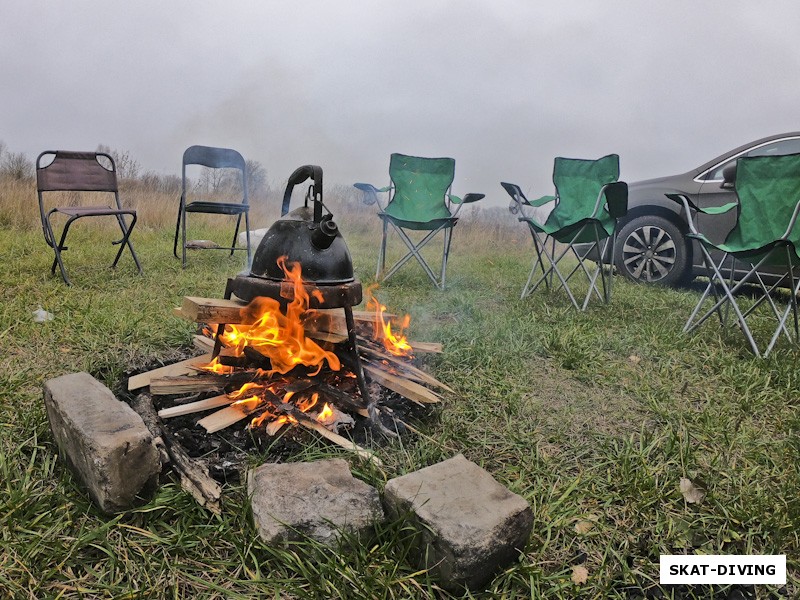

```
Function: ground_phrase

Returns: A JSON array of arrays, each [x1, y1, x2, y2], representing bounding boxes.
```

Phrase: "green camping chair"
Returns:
[[667, 153, 800, 357], [501, 154, 628, 310], [354, 153, 484, 289]]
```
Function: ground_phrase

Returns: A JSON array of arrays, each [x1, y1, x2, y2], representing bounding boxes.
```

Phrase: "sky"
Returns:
[[2, 1, 799, 206]]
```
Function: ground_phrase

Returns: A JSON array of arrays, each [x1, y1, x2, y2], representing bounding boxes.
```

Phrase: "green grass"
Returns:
[[1, 212, 799, 599]]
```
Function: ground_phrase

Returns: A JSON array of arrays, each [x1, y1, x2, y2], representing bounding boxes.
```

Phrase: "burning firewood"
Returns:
[[130, 394, 222, 514], [133, 259, 449, 470]]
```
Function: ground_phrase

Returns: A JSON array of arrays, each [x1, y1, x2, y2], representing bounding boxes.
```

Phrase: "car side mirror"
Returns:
[[722, 164, 737, 187]]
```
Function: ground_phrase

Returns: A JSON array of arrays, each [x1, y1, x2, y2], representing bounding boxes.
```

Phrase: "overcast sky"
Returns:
[[2, 1, 799, 206]]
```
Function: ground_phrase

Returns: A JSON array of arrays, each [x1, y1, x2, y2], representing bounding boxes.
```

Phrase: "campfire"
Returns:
[[126, 165, 449, 511]]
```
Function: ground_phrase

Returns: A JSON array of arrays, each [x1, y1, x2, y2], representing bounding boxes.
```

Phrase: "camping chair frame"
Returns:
[[502, 170, 627, 310], [668, 190, 800, 358], [36, 150, 143, 286], [356, 154, 483, 289], [173, 145, 250, 268]]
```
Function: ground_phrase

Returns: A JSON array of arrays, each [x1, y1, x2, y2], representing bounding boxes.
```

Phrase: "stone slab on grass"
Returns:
[[43, 372, 160, 514], [248, 458, 384, 547], [383, 453, 533, 592]]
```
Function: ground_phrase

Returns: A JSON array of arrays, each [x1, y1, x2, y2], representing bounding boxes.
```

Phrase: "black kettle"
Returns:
[[249, 165, 355, 284]]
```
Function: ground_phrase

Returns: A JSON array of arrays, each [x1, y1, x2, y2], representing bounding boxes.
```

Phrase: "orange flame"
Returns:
[[296, 392, 319, 413], [201, 357, 235, 375], [216, 257, 341, 375], [367, 292, 413, 357], [316, 402, 334, 424]]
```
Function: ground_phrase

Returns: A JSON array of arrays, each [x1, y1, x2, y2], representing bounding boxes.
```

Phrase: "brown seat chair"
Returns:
[[36, 150, 143, 286]]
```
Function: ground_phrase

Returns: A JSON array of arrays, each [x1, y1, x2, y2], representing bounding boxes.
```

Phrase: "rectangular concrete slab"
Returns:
[[383, 453, 533, 591], [44, 372, 160, 513]]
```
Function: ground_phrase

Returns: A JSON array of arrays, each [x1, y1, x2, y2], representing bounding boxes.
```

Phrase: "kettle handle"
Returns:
[[281, 165, 323, 222]]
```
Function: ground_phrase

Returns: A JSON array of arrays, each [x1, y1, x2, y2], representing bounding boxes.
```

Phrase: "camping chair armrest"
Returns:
[[450, 192, 485, 204], [448, 192, 485, 217], [665, 193, 737, 236], [527, 194, 556, 208], [354, 182, 391, 210]]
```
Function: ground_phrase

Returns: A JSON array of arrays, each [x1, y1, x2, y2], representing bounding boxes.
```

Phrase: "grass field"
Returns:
[[1, 181, 799, 598]]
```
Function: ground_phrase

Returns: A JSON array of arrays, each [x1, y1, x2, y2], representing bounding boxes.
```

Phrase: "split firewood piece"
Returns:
[[127, 354, 213, 391], [197, 400, 264, 434], [158, 394, 234, 419], [149, 374, 228, 396], [363, 364, 442, 405], [303, 308, 395, 338], [408, 341, 443, 354], [305, 330, 348, 345], [175, 297, 250, 324], [358, 345, 454, 392], [130, 394, 222, 514], [296, 416, 382, 466], [193, 334, 215, 353]]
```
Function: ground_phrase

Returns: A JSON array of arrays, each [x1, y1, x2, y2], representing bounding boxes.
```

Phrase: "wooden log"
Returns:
[[177, 296, 248, 324], [158, 394, 234, 419], [149, 374, 227, 396], [130, 393, 222, 514], [363, 364, 442, 405], [127, 354, 213, 391]]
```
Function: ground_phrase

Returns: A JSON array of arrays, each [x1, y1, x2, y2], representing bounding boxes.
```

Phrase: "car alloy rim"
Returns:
[[622, 225, 677, 282]]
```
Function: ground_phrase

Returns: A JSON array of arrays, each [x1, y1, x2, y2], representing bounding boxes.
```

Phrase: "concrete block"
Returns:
[[43, 372, 160, 513], [248, 458, 384, 547], [384, 453, 533, 591]]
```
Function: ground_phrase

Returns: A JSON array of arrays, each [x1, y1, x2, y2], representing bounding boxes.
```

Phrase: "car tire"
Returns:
[[614, 215, 690, 286]]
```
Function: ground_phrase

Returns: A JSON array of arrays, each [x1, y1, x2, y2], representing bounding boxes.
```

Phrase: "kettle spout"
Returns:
[[311, 215, 339, 250]]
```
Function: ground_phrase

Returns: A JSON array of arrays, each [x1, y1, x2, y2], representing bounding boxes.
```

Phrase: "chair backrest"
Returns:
[[546, 154, 620, 228], [384, 153, 455, 222], [37, 150, 119, 193], [728, 153, 800, 250], [181, 145, 248, 205]]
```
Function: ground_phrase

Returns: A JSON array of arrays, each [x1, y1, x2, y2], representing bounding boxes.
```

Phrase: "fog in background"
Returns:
[[2, 1, 798, 205]]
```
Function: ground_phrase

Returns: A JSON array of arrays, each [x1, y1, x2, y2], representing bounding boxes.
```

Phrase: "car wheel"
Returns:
[[614, 215, 690, 285]]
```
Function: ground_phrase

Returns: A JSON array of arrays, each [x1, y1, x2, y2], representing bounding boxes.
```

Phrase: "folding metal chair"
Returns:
[[173, 145, 250, 268], [36, 150, 143, 286], [667, 153, 800, 357], [501, 154, 628, 310], [354, 153, 483, 289]]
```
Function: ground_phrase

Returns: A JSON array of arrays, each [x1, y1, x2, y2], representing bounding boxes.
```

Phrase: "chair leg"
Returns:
[[230, 214, 243, 257], [394, 223, 442, 288], [47, 214, 74, 286], [181, 208, 188, 268], [388, 225, 442, 287], [111, 212, 143, 274], [377, 219, 388, 280], [521, 233, 550, 299], [440, 227, 453, 289], [173, 206, 183, 259], [685, 247, 765, 356], [244, 211, 252, 267]]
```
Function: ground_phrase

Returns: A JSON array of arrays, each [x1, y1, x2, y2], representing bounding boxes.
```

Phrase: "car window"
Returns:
[[702, 137, 800, 181], [746, 138, 800, 157]]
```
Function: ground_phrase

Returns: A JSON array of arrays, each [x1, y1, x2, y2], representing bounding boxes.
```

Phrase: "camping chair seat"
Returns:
[[667, 152, 800, 357], [501, 154, 628, 310], [36, 150, 143, 286], [174, 145, 250, 267], [355, 153, 483, 289]]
